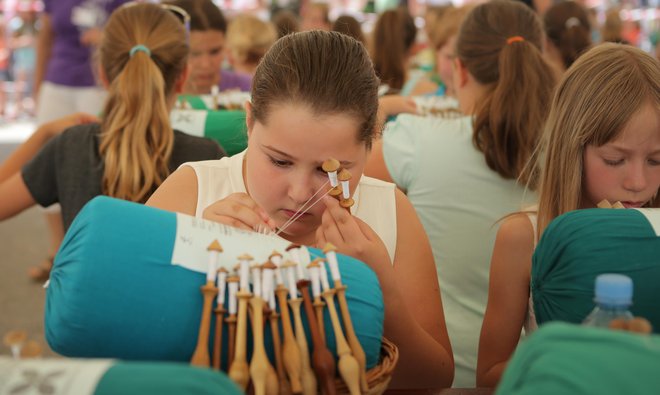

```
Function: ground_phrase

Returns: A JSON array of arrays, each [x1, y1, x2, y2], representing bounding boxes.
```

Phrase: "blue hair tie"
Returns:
[[129, 44, 151, 58]]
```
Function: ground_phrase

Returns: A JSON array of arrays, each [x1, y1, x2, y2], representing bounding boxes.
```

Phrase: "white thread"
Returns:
[[275, 187, 332, 236], [275, 180, 329, 235]]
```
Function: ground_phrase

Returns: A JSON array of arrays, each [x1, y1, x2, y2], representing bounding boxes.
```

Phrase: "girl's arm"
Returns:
[[384, 188, 454, 388], [0, 113, 99, 183], [316, 189, 454, 388], [0, 173, 37, 221], [476, 214, 535, 387]]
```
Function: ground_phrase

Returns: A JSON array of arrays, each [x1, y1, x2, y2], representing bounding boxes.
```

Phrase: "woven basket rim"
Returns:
[[335, 337, 399, 394]]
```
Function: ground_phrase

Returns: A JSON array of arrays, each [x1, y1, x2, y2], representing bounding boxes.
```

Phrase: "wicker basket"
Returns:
[[335, 337, 399, 395]]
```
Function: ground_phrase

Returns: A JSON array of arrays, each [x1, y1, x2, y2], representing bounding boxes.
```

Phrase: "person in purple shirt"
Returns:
[[29, 0, 130, 282], [34, 0, 129, 122], [165, 0, 252, 94]]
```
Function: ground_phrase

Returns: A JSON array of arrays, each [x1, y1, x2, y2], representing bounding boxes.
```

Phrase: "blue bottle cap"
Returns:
[[594, 274, 633, 306]]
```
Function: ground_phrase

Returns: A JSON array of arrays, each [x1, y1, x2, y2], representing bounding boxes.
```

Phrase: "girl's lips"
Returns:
[[622, 201, 644, 208], [282, 209, 311, 219]]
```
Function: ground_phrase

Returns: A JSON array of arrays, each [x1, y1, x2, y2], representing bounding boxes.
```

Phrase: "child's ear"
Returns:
[[453, 58, 469, 88], [245, 101, 254, 138]]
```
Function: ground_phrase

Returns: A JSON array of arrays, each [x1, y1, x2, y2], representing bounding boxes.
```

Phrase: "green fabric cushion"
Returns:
[[96, 361, 241, 395], [171, 108, 247, 156], [496, 322, 660, 395], [531, 208, 660, 332], [46, 196, 384, 368]]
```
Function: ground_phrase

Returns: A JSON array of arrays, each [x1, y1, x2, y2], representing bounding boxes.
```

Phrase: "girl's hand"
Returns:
[[379, 95, 419, 117], [202, 192, 276, 232], [315, 195, 391, 270]]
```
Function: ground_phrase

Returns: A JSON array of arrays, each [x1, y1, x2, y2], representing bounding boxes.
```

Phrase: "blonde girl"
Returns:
[[366, 0, 556, 386], [0, 3, 223, 231], [226, 14, 278, 76], [477, 43, 660, 387]]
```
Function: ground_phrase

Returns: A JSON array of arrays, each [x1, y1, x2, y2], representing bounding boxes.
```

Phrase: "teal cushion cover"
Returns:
[[45, 196, 384, 368], [96, 361, 242, 395], [496, 322, 660, 395], [532, 208, 660, 332]]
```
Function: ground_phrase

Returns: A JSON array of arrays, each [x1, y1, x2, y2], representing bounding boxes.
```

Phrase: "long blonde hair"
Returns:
[[536, 43, 660, 235], [457, 0, 556, 189], [99, 3, 188, 202]]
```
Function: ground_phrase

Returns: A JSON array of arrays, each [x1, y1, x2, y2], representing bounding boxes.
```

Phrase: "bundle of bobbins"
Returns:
[[189, 239, 399, 395], [321, 159, 354, 212], [3, 330, 43, 359]]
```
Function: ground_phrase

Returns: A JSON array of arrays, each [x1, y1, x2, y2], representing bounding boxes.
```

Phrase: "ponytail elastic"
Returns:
[[129, 44, 151, 58], [506, 36, 525, 45]]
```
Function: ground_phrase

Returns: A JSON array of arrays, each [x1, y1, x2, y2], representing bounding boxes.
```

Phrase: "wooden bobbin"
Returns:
[[263, 260, 292, 395], [308, 259, 327, 344], [289, 296, 317, 395], [213, 267, 229, 371], [249, 296, 279, 395], [298, 280, 337, 395], [275, 285, 304, 394], [323, 158, 343, 199], [337, 169, 354, 212], [323, 243, 369, 392], [225, 275, 240, 368], [3, 330, 27, 359], [191, 281, 218, 367], [323, 288, 361, 395], [229, 289, 252, 391]]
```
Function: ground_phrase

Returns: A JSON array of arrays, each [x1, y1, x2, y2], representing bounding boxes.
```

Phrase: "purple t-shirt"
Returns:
[[219, 69, 252, 92], [44, 0, 128, 87]]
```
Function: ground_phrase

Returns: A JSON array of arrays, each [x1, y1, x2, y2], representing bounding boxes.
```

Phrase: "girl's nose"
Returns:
[[623, 163, 649, 193]]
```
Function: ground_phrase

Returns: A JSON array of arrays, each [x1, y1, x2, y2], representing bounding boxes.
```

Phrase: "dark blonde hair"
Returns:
[[272, 10, 300, 38], [165, 0, 226, 32], [536, 43, 660, 235], [457, 0, 555, 188], [251, 31, 379, 149], [332, 15, 365, 45], [430, 5, 472, 50], [371, 7, 417, 91], [544, 1, 592, 69], [227, 15, 277, 69], [99, 3, 188, 202]]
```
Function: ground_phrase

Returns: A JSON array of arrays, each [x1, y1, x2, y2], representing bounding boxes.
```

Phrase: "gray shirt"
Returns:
[[22, 123, 225, 230]]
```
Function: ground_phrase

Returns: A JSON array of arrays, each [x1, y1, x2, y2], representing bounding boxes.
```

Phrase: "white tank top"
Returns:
[[182, 150, 398, 263]]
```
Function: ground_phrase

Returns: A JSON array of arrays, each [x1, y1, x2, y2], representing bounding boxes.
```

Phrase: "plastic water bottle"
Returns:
[[582, 274, 634, 328]]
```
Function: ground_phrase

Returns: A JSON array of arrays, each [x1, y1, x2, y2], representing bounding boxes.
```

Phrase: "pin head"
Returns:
[[322, 158, 341, 173], [207, 239, 223, 252], [322, 242, 337, 253], [269, 251, 283, 260], [338, 168, 352, 181]]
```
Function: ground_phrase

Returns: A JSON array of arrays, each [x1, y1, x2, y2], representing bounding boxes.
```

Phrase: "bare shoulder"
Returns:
[[496, 213, 535, 248], [146, 165, 199, 215]]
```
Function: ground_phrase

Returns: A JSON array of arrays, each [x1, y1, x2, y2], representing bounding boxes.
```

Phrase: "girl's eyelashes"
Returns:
[[603, 158, 624, 166], [268, 156, 292, 168], [649, 158, 660, 166]]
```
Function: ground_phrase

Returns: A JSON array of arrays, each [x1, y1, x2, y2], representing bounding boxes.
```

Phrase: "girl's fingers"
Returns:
[[203, 193, 273, 232], [322, 195, 363, 240], [320, 205, 346, 245], [315, 225, 327, 249]]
